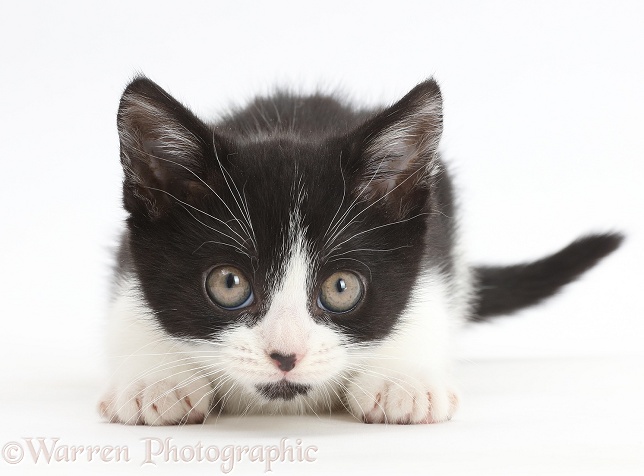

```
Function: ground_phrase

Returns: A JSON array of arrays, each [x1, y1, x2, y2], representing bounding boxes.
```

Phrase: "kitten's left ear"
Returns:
[[348, 79, 443, 209]]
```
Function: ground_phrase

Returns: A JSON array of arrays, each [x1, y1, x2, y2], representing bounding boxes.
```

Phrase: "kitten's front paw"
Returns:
[[98, 373, 213, 426], [346, 373, 458, 424]]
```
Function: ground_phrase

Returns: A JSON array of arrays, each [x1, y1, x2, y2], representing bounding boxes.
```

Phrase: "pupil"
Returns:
[[225, 273, 239, 289], [336, 278, 346, 293]]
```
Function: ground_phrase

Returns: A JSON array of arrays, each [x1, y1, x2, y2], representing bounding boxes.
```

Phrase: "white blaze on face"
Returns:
[[259, 237, 313, 359], [190, 204, 350, 414]]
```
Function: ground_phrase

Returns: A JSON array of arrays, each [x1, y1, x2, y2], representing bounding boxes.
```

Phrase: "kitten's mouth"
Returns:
[[256, 381, 311, 400]]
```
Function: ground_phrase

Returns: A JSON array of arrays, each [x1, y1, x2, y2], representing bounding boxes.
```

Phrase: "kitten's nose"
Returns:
[[269, 352, 297, 372]]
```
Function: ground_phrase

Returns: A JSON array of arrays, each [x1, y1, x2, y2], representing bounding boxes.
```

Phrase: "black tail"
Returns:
[[470, 233, 624, 321]]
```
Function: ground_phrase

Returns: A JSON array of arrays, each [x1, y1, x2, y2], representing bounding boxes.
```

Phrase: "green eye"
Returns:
[[318, 271, 363, 313], [206, 266, 253, 309]]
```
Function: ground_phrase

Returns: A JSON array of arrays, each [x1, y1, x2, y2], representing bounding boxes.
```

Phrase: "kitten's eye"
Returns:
[[206, 266, 253, 310], [318, 271, 363, 313]]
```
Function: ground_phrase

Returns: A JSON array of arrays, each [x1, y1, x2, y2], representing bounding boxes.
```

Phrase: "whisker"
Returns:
[[323, 213, 428, 260], [324, 163, 427, 252], [212, 140, 258, 251], [131, 148, 254, 248], [323, 152, 347, 239], [324, 153, 387, 244], [143, 185, 248, 249]]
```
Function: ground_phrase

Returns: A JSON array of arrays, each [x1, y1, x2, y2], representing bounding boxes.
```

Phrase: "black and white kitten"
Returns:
[[99, 77, 622, 425]]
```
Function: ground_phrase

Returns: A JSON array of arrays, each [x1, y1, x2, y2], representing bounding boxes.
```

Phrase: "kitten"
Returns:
[[98, 77, 622, 425]]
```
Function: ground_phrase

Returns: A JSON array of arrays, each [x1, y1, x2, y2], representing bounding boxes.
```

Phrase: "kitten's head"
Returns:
[[117, 77, 451, 409]]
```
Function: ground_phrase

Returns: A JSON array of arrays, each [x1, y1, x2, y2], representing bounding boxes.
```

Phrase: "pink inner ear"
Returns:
[[146, 153, 166, 183], [364, 142, 420, 198], [357, 83, 443, 203]]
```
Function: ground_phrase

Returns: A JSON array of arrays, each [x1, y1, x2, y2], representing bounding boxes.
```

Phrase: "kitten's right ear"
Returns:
[[117, 76, 214, 219], [344, 79, 443, 216]]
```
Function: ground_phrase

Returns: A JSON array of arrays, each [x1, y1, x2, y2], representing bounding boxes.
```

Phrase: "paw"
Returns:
[[98, 372, 213, 425], [345, 373, 458, 424]]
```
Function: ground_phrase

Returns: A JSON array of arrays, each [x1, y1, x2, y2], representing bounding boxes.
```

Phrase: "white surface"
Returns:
[[1, 1, 643, 475], [2, 357, 642, 475]]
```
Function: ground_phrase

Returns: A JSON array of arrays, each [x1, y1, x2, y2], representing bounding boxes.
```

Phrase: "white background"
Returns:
[[1, 1, 642, 475]]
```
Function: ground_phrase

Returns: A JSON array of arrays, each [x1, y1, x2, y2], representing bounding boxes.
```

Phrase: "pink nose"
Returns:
[[270, 352, 297, 372]]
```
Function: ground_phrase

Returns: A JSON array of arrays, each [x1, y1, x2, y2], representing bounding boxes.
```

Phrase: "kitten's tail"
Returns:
[[469, 233, 623, 321]]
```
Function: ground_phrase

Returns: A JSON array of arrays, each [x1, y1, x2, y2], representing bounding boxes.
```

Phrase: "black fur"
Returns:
[[256, 381, 311, 401], [116, 76, 451, 343], [471, 234, 624, 320], [115, 75, 622, 346]]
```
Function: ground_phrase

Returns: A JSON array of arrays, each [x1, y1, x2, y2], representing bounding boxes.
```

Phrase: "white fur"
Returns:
[[100, 209, 471, 425], [98, 278, 213, 425], [191, 235, 350, 416], [99, 264, 469, 424], [343, 269, 463, 423], [101, 80, 469, 425]]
